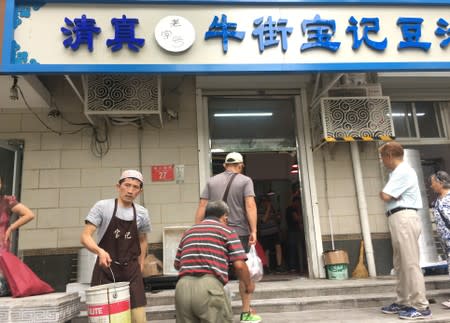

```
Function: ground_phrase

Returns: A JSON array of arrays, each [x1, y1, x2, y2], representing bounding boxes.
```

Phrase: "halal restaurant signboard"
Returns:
[[4, 1, 450, 73]]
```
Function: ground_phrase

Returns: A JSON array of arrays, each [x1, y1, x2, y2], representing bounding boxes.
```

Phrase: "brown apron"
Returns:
[[91, 199, 146, 309]]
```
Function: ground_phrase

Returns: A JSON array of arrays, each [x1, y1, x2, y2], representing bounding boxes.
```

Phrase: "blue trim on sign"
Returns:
[[4, 62, 450, 74], [2, 0, 15, 65], [14, 2, 45, 29], [11, 41, 40, 64], [14, 0, 450, 5]]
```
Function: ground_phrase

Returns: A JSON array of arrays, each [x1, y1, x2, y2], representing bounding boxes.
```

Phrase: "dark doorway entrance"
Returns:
[[208, 97, 308, 277]]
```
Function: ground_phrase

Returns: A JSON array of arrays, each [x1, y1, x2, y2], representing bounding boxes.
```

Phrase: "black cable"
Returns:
[[17, 85, 90, 135], [90, 118, 110, 158], [18, 84, 111, 157]]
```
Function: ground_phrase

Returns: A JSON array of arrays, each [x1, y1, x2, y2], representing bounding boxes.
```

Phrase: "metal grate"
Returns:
[[312, 96, 395, 148], [85, 74, 161, 116]]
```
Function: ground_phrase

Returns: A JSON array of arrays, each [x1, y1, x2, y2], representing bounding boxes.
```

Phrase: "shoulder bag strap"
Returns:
[[222, 173, 238, 202], [437, 205, 450, 230]]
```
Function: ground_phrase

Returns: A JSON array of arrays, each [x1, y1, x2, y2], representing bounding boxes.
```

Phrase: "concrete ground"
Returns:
[[152, 304, 450, 323]]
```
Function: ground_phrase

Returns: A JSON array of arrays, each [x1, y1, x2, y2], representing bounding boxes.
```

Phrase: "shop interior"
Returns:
[[209, 97, 308, 276]]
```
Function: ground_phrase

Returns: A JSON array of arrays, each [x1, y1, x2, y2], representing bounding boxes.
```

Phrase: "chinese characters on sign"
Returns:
[[154, 16, 195, 52], [151, 165, 175, 182], [60, 13, 450, 54]]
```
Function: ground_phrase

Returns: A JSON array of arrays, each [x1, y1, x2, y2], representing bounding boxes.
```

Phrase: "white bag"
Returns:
[[246, 245, 263, 282]]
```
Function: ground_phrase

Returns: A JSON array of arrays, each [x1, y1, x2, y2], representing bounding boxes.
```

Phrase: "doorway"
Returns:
[[0, 139, 24, 254], [207, 97, 308, 277]]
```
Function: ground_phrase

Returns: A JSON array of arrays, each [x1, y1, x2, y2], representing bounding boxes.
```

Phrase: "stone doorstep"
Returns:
[[0, 292, 81, 323], [72, 276, 450, 321], [144, 288, 450, 321], [144, 275, 450, 306]]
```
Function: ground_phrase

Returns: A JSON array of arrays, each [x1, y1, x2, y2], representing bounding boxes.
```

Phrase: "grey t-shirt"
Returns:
[[86, 199, 151, 242], [200, 170, 255, 236]]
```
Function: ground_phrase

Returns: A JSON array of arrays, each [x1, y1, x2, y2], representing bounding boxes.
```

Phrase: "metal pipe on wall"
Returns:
[[350, 141, 377, 277]]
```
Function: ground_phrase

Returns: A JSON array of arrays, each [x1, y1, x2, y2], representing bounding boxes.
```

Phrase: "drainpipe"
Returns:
[[350, 141, 377, 277]]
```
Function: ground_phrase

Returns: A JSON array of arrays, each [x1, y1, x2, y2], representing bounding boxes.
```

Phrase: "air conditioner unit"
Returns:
[[328, 83, 383, 97], [84, 74, 162, 123], [311, 87, 394, 149]]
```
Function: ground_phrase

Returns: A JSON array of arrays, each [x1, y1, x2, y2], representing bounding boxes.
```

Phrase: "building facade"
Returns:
[[1, 0, 450, 289]]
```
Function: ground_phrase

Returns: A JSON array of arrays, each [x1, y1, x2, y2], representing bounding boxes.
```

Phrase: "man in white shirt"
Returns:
[[379, 142, 431, 320]]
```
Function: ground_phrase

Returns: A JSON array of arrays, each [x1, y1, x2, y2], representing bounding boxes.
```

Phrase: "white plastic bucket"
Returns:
[[85, 282, 131, 323]]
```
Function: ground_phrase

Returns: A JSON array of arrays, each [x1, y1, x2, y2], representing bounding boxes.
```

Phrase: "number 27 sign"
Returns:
[[151, 165, 175, 182]]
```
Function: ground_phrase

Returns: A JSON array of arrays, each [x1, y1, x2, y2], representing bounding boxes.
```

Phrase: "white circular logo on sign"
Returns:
[[155, 16, 195, 53]]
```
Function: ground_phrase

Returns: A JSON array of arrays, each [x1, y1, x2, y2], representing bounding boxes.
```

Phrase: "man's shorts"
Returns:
[[228, 235, 250, 280], [259, 233, 281, 251]]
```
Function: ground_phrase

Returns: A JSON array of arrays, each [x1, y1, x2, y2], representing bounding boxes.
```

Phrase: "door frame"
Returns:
[[195, 86, 325, 278]]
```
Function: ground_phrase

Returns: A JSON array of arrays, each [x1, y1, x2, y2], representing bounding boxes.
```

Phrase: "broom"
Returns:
[[352, 240, 369, 278]]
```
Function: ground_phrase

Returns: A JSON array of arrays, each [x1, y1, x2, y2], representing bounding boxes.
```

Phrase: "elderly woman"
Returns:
[[430, 171, 450, 279], [0, 175, 35, 295]]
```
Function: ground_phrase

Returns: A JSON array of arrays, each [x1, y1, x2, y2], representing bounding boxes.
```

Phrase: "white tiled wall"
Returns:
[[313, 142, 388, 235], [0, 74, 391, 251], [0, 76, 199, 250]]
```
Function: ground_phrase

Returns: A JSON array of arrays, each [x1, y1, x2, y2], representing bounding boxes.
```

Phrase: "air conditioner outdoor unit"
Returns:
[[311, 84, 394, 149], [327, 83, 383, 97], [84, 74, 162, 124]]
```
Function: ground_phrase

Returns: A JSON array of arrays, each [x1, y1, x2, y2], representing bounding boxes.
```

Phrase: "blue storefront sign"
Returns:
[[3, 0, 450, 73]]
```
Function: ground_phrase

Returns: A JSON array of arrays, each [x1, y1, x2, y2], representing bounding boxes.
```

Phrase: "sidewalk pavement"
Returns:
[[152, 303, 450, 323]]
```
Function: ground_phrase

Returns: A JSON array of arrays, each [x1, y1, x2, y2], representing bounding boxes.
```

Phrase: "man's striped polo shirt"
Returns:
[[174, 218, 247, 284]]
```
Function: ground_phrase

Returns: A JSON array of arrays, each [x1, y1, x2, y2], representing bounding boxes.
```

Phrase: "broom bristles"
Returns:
[[352, 240, 369, 278]]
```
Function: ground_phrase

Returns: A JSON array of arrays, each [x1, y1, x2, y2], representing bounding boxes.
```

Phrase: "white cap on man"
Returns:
[[225, 152, 243, 164], [119, 169, 144, 184]]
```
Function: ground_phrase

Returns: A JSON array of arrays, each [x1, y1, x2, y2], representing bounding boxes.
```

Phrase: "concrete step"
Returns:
[[145, 288, 450, 321], [72, 275, 450, 322], [145, 275, 450, 306]]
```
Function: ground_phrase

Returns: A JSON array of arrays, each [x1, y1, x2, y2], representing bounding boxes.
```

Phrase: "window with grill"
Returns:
[[390, 101, 446, 139]]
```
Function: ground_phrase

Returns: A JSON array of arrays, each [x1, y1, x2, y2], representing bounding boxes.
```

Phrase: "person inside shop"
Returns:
[[257, 194, 285, 273], [81, 170, 151, 323], [0, 174, 35, 295], [285, 196, 306, 273], [174, 200, 254, 323], [378, 142, 431, 320]]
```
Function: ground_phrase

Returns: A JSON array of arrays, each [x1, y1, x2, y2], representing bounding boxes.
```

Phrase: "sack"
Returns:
[[246, 245, 263, 282], [142, 254, 163, 277], [0, 251, 54, 297]]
